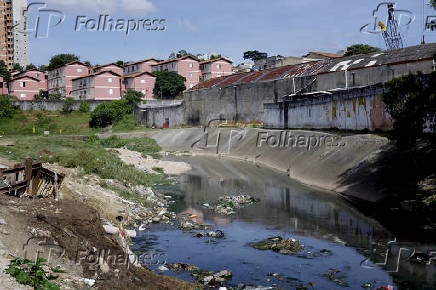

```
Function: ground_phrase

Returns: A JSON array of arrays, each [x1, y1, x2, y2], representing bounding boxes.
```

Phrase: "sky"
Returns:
[[26, 0, 436, 66]]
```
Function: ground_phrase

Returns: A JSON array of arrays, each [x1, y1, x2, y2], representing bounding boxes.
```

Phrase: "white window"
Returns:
[[189, 84, 194, 88], [141, 90, 145, 94], [217, 64, 221, 69], [109, 89, 113, 95], [189, 73, 193, 79], [20, 93, 26, 98], [189, 63, 193, 68], [140, 79, 145, 84], [77, 68, 83, 73], [108, 78, 113, 83], [20, 82, 25, 87]]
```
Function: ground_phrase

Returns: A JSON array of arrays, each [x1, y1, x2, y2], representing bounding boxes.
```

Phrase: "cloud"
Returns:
[[43, 0, 156, 14]]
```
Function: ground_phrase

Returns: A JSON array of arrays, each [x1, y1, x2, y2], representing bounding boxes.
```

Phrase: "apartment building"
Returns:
[[0, 76, 8, 94], [71, 71, 122, 100], [12, 0, 29, 67], [92, 63, 124, 75], [123, 72, 156, 100], [48, 61, 90, 97], [0, 0, 14, 70], [199, 57, 233, 82], [152, 55, 200, 89], [8, 68, 47, 99], [123, 59, 159, 75]]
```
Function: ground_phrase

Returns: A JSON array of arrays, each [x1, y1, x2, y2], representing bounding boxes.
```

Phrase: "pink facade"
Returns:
[[72, 71, 122, 100], [92, 63, 124, 76], [14, 69, 48, 91], [48, 61, 90, 97], [152, 56, 201, 90], [200, 58, 233, 82], [8, 76, 42, 100], [123, 72, 156, 100], [0, 76, 8, 95], [124, 59, 159, 75]]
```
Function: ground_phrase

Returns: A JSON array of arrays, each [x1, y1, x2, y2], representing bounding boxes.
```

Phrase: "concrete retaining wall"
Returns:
[[264, 85, 393, 131], [133, 103, 185, 128], [146, 128, 390, 203]]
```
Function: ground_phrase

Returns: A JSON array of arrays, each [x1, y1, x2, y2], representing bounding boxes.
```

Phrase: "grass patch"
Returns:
[[0, 136, 166, 189], [0, 111, 145, 136], [5, 258, 61, 290], [90, 135, 162, 159]]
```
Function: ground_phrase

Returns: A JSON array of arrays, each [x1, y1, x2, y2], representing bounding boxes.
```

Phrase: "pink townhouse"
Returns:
[[91, 63, 124, 75], [8, 75, 43, 100], [14, 69, 48, 90], [0, 76, 8, 95], [123, 59, 160, 75], [123, 72, 156, 100], [71, 71, 122, 100], [199, 58, 233, 82], [48, 61, 90, 97], [152, 55, 201, 90]]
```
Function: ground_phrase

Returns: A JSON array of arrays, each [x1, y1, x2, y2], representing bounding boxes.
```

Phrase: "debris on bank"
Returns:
[[167, 263, 232, 286], [249, 236, 304, 255], [177, 212, 213, 231], [204, 195, 260, 215], [0, 158, 64, 199], [322, 269, 349, 287]]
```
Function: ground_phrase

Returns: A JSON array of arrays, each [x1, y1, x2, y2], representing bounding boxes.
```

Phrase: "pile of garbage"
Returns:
[[166, 263, 232, 286], [195, 230, 224, 238], [177, 212, 213, 231], [250, 236, 304, 255], [204, 195, 260, 215]]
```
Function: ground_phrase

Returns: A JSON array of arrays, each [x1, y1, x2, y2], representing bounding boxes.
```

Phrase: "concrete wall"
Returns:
[[264, 85, 393, 131], [133, 103, 185, 128], [12, 100, 111, 111]]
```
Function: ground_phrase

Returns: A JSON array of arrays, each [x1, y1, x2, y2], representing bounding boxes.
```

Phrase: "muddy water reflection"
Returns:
[[133, 156, 435, 289]]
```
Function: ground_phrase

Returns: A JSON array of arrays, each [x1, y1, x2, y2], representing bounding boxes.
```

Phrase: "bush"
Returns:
[[62, 97, 75, 114], [152, 71, 186, 99], [123, 89, 143, 107], [0, 95, 17, 119], [79, 100, 90, 113], [113, 114, 139, 132], [89, 100, 131, 128]]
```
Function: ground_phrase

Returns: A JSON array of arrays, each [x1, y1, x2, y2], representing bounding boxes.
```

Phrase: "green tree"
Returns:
[[62, 97, 75, 114], [13, 63, 24, 71], [79, 100, 90, 113], [382, 72, 436, 148], [210, 54, 222, 60], [0, 61, 11, 82], [116, 60, 125, 66], [35, 90, 49, 100], [152, 71, 186, 99], [176, 50, 188, 58], [47, 54, 80, 71], [83, 60, 91, 67], [39, 65, 48, 72], [431, 0, 436, 9], [243, 50, 268, 61], [0, 95, 17, 119], [122, 89, 143, 107], [89, 100, 131, 128], [25, 64, 37, 71], [344, 44, 381, 57]]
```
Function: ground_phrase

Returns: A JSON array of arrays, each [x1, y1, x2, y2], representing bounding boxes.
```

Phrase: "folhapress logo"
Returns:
[[13, 2, 65, 39], [360, 2, 415, 34]]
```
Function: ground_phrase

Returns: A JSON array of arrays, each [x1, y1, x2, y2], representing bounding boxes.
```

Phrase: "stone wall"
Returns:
[[264, 85, 393, 131], [133, 102, 185, 128]]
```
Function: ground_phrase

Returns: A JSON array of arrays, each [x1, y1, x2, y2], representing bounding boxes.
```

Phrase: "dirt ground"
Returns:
[[0, 159, 197, 289]]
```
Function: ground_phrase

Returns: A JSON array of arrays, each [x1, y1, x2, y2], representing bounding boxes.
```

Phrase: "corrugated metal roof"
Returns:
[[190, 43, 436, 91]]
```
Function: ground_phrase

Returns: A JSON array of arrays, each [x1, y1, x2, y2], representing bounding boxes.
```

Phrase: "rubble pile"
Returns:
[[250, 236, 304, 255], [177, 213, 213, 231], [166, 263, 232, 286], [204, 195, 260, 215]]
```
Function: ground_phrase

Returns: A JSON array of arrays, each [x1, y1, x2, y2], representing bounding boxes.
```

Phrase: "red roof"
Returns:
[[123, 72, 156, 79], [305, 51, 342, 58], [153, 55, 198, 66], [125, 58, 160, 66], [199, 57, 232, 65], [72, 70, 121, 81]]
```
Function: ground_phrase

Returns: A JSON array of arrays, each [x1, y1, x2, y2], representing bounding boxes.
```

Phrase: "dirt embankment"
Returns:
[[0, 157, 196, 289]]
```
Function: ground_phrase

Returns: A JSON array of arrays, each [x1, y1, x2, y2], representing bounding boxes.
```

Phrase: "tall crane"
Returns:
[[378, 3, 404, 49]]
